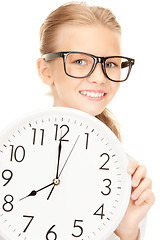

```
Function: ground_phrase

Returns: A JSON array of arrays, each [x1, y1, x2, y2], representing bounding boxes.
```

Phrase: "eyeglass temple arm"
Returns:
[[121, 59, 135, 69], [42, 52, 63, 61]]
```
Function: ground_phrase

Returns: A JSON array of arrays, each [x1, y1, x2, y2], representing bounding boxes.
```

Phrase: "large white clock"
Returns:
[[0, 107, 131, 240]]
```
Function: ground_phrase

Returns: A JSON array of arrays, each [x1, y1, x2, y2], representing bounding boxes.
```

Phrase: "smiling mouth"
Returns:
[[79, 90, 105, 99]]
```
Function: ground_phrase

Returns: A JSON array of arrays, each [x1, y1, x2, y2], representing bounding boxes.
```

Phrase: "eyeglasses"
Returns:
[[43, 51, 135, 82]]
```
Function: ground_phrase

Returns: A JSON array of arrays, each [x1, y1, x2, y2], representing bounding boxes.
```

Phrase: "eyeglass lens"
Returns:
[[65, 53, 131, 81]]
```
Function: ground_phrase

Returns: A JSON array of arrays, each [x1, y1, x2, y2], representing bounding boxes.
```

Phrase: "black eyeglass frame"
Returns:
[[43, 51, 135, 82]]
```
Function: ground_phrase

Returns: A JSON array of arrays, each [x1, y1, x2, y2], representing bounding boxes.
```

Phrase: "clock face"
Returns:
[[0, 107, 131, 240]]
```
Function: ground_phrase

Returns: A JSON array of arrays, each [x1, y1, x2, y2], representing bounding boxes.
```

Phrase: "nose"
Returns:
[[87, 62, 107, 84]]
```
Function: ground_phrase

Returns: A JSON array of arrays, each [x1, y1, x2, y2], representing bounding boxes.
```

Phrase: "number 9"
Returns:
[[2, 169, 13, 186]]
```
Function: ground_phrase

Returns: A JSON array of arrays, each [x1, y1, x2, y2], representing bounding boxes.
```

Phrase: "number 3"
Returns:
[[101, 178, 111, 195]]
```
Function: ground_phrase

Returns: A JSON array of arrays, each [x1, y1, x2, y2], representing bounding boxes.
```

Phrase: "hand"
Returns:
[[20, 135, 80, 201], [58, 135, 80, 178], [47, 140, 62, 200], [115, 160, 155, 239], [48, 134, 80, 201], [55, 139, 62, 179], [19, 181, 56, 201], [20, 140, 63, 201], [47, 135, 80, 200]]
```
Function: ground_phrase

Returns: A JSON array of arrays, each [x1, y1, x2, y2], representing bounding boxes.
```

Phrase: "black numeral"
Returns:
[[46, 224, 57, 240], [32, 128, 44, 145], [2, 194, 14, 212], [101, 178, 111, 196], [54, 124, 69, 141], [72, 220, 83, 237], [10, 145, 25, 162], [99, 153, 110, 170], [2, 169, 13, 186], [93, 204, 105, 219], [23, 215, 34, 232]]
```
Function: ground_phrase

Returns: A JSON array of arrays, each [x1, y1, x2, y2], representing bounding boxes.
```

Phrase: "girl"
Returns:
[[37, 2, 155, 239]]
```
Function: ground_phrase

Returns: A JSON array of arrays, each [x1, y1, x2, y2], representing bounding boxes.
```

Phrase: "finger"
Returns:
[[135, 188, 155, 206], [127, 160, 139, 174], [131, 165, 147, 187], [131, 177, 152, 201]]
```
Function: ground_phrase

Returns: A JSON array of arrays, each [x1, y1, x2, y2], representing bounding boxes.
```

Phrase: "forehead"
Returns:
[[54, 24, 121, 56]]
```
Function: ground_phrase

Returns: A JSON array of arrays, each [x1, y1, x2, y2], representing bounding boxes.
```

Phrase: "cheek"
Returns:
[[53, 74, 80, 97], [112, 82, 120, 95], [49, 59, 65, 79], [108, 82, 120, 102]]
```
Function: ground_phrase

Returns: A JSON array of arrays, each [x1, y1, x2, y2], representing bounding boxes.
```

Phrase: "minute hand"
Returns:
[[55, 139, 62, 179], [46, 139, 62, 200], [58, 134, 80, 178], [47, 135, 80, 200]]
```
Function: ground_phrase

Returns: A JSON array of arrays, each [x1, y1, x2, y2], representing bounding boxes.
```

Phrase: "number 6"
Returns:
[[46, 224, 57, 240]]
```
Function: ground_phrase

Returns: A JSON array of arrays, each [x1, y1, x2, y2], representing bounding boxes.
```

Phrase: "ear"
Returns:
[[37, 58, 54, 86]]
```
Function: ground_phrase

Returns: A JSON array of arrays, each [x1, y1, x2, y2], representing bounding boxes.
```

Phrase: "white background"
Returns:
[[0, 0, 159, 239]]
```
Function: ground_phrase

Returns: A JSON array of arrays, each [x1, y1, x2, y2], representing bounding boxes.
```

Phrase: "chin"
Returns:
[[60, 104, 104, 117], [78, 107, 104, 117]]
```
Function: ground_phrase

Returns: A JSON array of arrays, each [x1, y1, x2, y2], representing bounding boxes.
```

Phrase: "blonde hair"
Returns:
[[39, 1, 122, 141]]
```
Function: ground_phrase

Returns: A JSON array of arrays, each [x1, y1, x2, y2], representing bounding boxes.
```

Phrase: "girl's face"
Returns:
[[43, 24, 121, 116]]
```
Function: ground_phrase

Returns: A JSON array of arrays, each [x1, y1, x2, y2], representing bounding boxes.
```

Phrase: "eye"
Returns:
[[75, 59, 87, 65], [106, 62, 117, 68]]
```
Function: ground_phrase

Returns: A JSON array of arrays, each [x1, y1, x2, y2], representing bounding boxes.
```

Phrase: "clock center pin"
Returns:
[[53, 178, 60, 186]]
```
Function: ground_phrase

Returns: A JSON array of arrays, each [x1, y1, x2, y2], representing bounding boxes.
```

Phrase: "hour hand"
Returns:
[[19, 190, 37, 201], [19, 182, 55, 201]]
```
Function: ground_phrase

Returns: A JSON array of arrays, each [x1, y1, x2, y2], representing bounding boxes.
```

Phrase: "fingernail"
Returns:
[[132, 179, 138, 187], [128, 168, 134, 174], [131, 192, 137, 200]]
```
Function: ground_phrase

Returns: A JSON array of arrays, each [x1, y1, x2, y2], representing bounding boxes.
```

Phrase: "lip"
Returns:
[[79, 90, 106, 101]]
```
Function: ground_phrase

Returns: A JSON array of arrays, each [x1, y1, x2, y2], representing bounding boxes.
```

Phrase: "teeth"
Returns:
[[80, 91, 104, 97]]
